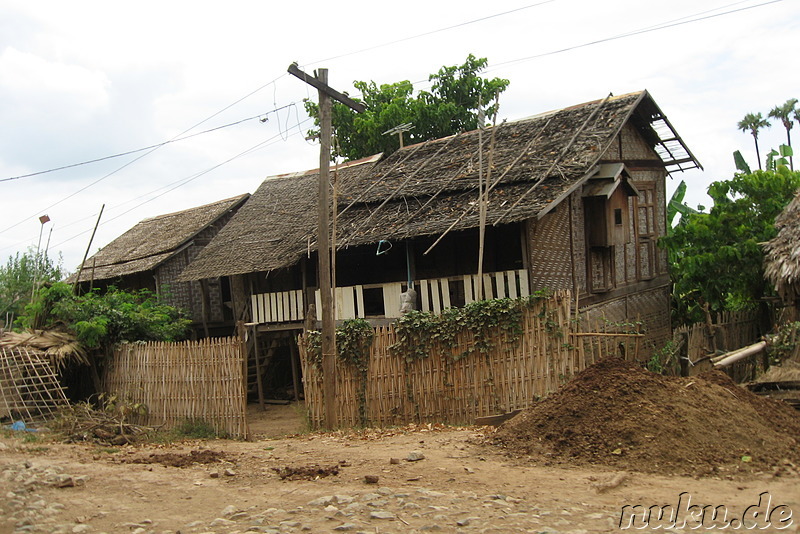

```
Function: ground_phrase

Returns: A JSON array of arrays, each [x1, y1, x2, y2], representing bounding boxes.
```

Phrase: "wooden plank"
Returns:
[[518, 269, 530, 297], [335, 287, 344, 320], [296, 289, 305, 320], [463, 275, 474, 303], [282, 291, 291, 322], [355, 285, 365, 318], [420, 280, 430, 312], [289, 290, 297, 321], [341, 287, 356, 320], [431, 280, 442, 314], [383, 283, 402, 318], [265, 293, 274, 323], [315, 289, 322, 321], [495, 272, 506, 298], [251, 295, 260, 324], [506, 270, 518, 298], [440, 279, 451, 309], [483, 274, 494, 299]]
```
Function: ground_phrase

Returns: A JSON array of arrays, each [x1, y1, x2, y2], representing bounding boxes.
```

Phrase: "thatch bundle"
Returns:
[[0, 330, 89, 368], [764, 189, 800, 303]]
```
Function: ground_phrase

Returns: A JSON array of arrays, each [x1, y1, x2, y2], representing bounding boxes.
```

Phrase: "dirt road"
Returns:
[[1, 408, 798, 534]]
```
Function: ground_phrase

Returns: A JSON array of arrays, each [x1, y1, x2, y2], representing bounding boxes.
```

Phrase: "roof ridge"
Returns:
[[139, 193, 249, 222]]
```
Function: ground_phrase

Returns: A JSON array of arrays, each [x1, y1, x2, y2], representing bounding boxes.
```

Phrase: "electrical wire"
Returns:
[[48, 118, 312, 251], [0, 103, 299, 183], [489, 0, 785, 70], [308, 0, 558, 66]]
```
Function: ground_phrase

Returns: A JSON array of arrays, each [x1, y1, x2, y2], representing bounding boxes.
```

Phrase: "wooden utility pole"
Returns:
[[288, 63, 365, 429]]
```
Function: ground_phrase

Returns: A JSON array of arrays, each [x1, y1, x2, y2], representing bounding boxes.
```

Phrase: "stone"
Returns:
[[333, 523, 358, 531], [221, 505, 239, 517], [223, 468, 236, 476], [364, 475, 379, 484], [406, 451, 425, 462], [71, 526, 91, 533], [334, 494, 355, 504], [369, 511, 395, 520], [209, 517, 236, 527], [308, 495, 335, 506], [456, 518, 472, 526]]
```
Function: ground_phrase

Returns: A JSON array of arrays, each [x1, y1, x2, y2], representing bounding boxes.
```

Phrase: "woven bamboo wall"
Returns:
[[105, 337, 247, 438], [299, 291, 644, 428]]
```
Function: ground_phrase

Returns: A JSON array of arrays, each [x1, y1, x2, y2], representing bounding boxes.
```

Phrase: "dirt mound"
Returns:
[[753, 359, 800, 383], [491, 358, 800, 476]]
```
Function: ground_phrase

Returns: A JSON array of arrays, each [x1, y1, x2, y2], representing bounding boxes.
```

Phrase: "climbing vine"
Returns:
[[302, 318, 374, 372], [302, 318, 374, 425], [389, 291, 551, 363]]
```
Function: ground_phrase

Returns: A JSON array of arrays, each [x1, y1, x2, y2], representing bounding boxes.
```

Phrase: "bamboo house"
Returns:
[[178, 90, 701, 404]]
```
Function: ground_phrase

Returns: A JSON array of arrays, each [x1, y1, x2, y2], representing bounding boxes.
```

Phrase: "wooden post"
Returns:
[[289, 336, 302, 403], [73, 204, 105, 294], [288, 63, 365, 430], [236, 320, 249, 439], [252, 325, 266, 410], [678, 331, 689, 377], [317, 68, 337, 429]]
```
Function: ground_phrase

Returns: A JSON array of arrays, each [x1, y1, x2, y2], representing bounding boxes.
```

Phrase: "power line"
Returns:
[[489, 0, 785, 69], [0, 103, 299, 183], [0, 72, 289, 235], [49, 118, 312, 252], [308, 0, 558, 66]]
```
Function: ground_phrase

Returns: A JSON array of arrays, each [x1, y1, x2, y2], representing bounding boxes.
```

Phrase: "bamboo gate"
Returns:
[[105, 337, 247, 438], [298, 291, 644, 428]]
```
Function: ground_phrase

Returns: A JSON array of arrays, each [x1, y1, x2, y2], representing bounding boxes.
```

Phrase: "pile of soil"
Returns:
[[125, 449, 225, 468], [491, 358, 800, 476], [272, 463, 342, 480]]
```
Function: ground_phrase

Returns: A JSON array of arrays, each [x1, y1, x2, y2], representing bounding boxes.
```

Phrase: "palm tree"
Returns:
[[737, 112, 770, 170], [768, 98, 798, 170]]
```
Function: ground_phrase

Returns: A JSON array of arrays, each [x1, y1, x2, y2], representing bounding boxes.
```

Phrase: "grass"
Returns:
[[141, 418, 230, 444], [292, 402, 314, 433], [22, 433, 41, 443]]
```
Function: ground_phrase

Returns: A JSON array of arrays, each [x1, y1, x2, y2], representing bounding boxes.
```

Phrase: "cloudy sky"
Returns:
[[1, 0, 797, 272]]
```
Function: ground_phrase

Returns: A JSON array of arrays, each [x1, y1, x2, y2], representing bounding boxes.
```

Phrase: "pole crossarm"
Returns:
[[287, 63, 366, 113]]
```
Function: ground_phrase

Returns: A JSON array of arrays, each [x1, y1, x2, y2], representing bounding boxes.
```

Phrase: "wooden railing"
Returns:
[[250, 269, 531, 324]]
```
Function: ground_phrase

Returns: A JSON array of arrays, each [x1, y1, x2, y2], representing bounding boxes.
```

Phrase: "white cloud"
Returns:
[[0, 0, 798, 270]]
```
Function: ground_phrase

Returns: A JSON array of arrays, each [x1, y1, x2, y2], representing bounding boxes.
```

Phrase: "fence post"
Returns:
[[678, 331, 689, 377]]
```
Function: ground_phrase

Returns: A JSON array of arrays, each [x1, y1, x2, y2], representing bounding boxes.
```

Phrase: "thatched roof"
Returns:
[[179, 90, 699, 281], [69, 194, 249, 283], [764, 189, 800, 300]]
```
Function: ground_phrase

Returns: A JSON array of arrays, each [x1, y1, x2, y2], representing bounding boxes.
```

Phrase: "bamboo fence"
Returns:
[[104, 337, 247, 438], [299, 291, 645, 428], [674, 309, 764, 380], [0, 346, 69, 422]]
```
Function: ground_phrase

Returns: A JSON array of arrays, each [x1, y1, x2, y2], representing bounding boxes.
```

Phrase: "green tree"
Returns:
[[18, 282, 190, 351], [768, 98, 797, 170], [662, 167, 800, 325], [304, 55, 510, 160], [0, 249, 63, 328], [737, 112, 771, 170], [16, 281, 191, 392]]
